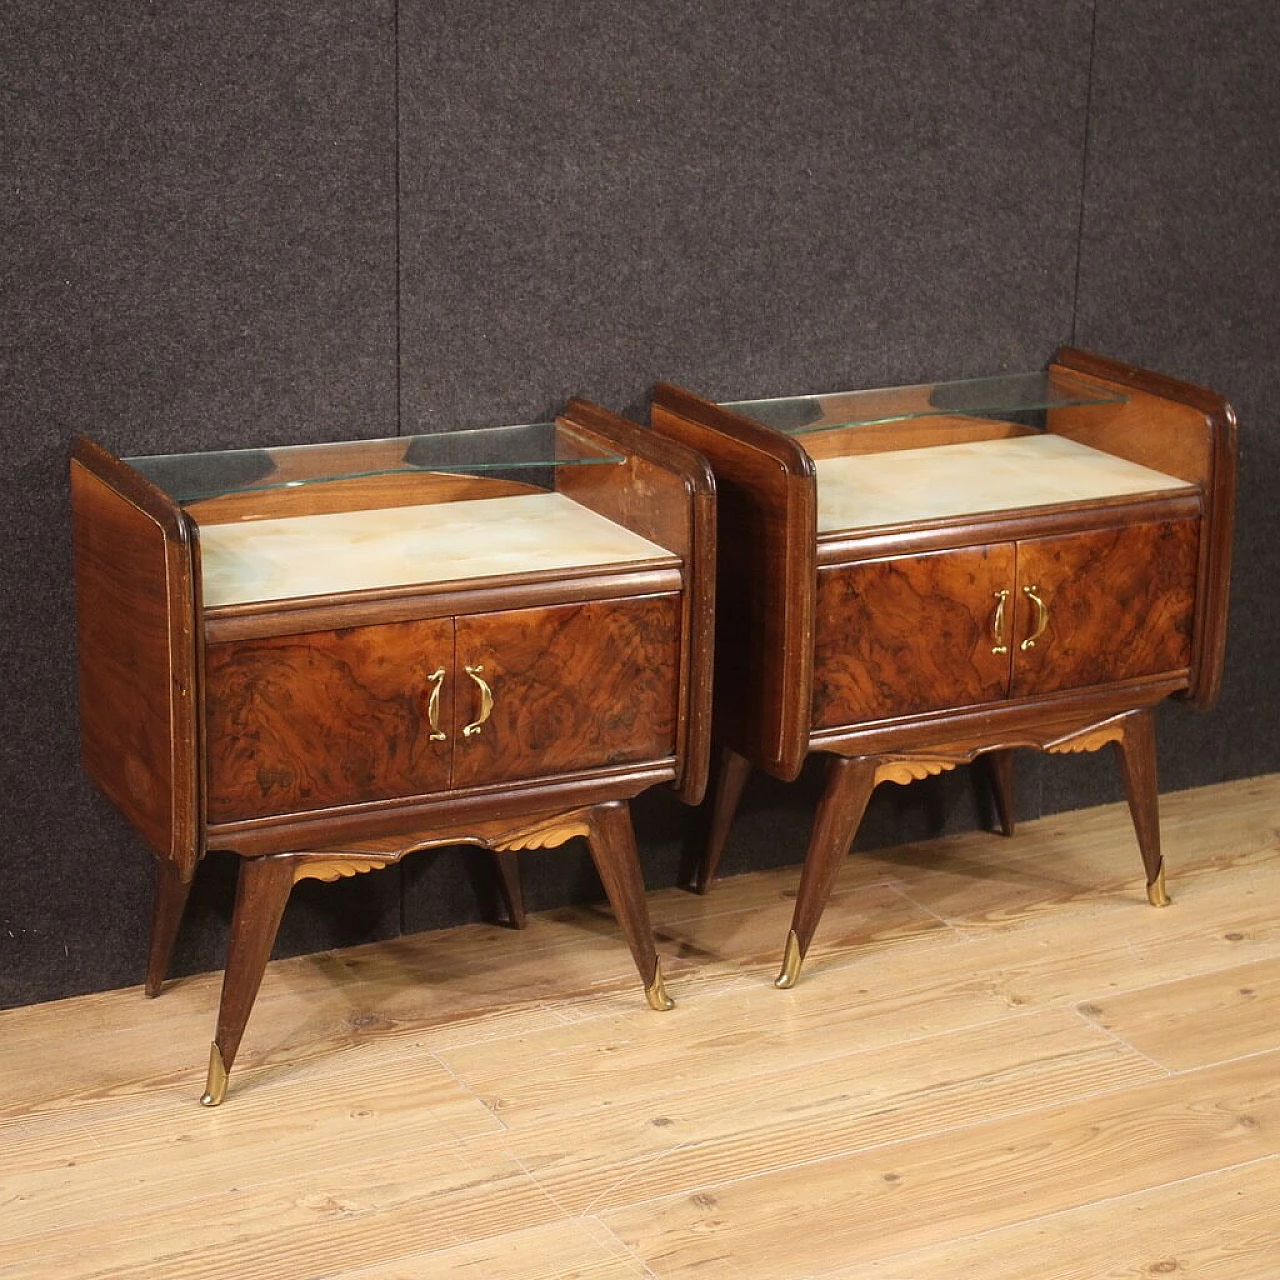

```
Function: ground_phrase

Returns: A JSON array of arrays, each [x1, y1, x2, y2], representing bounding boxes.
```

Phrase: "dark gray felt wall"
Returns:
[[2, 3, 1276, 1007]]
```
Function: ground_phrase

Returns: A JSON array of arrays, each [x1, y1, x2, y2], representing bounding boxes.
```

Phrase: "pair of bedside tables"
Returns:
[[72, 348, 1236, 1103]]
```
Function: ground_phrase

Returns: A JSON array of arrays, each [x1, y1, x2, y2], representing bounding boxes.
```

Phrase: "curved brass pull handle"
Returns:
[[462, 665, 494, 737], [1021, 585, 1049, 651], [424, 668, 447, 741], [990, 589, 1010, 655]]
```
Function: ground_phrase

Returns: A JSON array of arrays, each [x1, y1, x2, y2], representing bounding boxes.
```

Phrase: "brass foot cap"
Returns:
[[774, 930, 803, 990], [200, 1042, 229, 1107], [1146, 867, 1171, 908], [645, 969, 675, 1011]]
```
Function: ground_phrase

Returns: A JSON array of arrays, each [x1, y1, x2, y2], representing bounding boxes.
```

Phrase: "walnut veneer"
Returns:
[[71, 401, 715, 1103], [650, 349, 1236, 987]]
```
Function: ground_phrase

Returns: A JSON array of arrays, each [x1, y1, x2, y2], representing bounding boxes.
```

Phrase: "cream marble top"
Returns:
[[815, 433, 1193, 533], [197, 492, 675, 607]]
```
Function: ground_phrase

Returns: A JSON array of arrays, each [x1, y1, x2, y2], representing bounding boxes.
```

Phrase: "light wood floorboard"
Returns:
[[1, 774, 1277, 1278]]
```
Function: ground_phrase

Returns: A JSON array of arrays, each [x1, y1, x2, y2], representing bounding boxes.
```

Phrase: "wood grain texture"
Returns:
[[202, 564, 682, 644], [1010, 518, 1198, 697], [1111, 707, 1166, 889], [784, 755, 879, 970], [602, 1051, 1280, 1276], [846, 1159, 1280, 1279], [203, 762, 679, 858], [185, 469, 544, 524], [584, 801, 666, 998], [815, 490, 1202, 566], [145, 858, 194, 997], [555, 399, 718, 806], [70, 439, 200, 876], [798, 413, 1037, 459], [813, 544, 1015, 726], [452, 596, 680, 790], [0, 776, 1276, 1278], [1052, 347, 1238, 711], [205, 617, 455, 822], [697, 747, 753, 893], [810, 677, 1182, 759], [650, 385, 816, 781], [985, 747, 1017, 836], [212, 853, 298, 1083], [1078, 955, 1280, 1072]]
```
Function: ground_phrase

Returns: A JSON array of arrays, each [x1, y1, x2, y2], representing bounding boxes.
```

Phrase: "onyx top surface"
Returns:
[[815, 433, 1194, 533], [196, 491, 675, 608]]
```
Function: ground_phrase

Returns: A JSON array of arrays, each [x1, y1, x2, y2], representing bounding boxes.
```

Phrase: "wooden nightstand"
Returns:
[[71, 401, 714, 1103], [649, 349, 1235, 987]]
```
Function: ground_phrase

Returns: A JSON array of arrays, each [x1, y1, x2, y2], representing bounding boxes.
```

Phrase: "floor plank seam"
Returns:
[[804, 1151, 1280, 1280], [579, 1214, 665, 1280], [569, 1054, 1208, 1218], [1067, 1003, 1177, 1076], [877, 877, 973, 936], [1159, 1040, 1280, 1078], [450, 1001, 1075, 1139], [426, 1048, 516, 1138], [575, 1138, 708, 1217], [6, 776, 1276, 1279]]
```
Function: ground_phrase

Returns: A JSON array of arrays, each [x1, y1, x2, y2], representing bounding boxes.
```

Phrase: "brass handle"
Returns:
[[462, 665, 494, 737], [990, 589, 1010, 654], [424, 668, 447, 741], [1021, 585, 1049, 651]]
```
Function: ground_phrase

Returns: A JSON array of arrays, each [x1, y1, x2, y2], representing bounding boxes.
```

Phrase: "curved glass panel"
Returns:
[[725, 370, 1127, 435], [126, 421, 624, 504]]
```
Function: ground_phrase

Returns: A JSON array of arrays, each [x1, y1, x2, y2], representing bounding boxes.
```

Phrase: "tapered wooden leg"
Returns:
[[492, 851, 527, 929], [585, 801, 673, 1011], [696, 747, 752, 894], [202, 855, 297, 1106], [145, 857, 195, 997], [777, 755, 879, 989], [986, 748, 1017, 838], [1111, 708, 1170, 907]]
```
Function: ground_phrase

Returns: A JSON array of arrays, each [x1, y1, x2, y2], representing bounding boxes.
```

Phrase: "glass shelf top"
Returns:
[[126, 421, 624, 504], [723, 370, 1127, 435]]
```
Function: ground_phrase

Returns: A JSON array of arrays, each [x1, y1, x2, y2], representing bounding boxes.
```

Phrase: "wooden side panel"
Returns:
[[205, 618, 455, 823], [1011, 519, 1199, 699], [812, 545, 1015, 727], [70, 440, 199, 876], [452, 597, 680, 791], [1052, 347, 1237, 710], [556, 399, 717, 804], [649, 385, 815, 781]]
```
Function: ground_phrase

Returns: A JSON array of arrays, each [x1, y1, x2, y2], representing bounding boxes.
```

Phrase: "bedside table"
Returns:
[[649, 349, 1235, 987], [72, 401, 714, 1102]]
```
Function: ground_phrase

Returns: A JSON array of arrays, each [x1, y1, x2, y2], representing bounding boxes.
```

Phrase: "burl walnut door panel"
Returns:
[[206, 618, 455, 822], [812, 544, 1015, 727], [1010, 519, 1199, 698], [452, 596, 681, 789]]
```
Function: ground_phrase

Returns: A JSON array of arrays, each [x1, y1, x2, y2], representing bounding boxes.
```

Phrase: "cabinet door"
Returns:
[[452, 596, 681, 789], [812, 544, 1015, 728], [1010, 519, 1199, 698], [205, 618, 455, 823]]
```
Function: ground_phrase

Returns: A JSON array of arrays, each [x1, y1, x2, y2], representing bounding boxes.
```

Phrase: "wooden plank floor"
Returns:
[[2, 774, 1278, 1279]]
